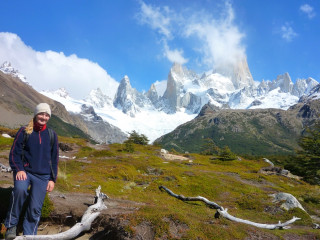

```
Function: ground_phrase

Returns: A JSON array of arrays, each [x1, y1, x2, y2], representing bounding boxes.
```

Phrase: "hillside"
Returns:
[[0, 71, 126, 143], [1, 132, 320, 239], [0, 71, 80, 128], [154, 98, 320, 156]]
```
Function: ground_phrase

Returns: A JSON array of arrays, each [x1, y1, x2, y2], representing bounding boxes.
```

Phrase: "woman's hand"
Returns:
[[16, 171, 27, 180], [47, 180, 55, 192]]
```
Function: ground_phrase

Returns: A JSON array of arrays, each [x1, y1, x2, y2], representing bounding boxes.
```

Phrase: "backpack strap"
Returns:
[[47, 127, 56, 180], [47, 127, 54, 150], [21, 128, 29, 164]]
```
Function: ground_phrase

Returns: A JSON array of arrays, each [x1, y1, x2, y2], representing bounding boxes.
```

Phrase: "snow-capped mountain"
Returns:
[[0, 61, 27, 83], [2, 60, 319, 143], [85, 88, 113, 109], [114, 75, 153, 117]]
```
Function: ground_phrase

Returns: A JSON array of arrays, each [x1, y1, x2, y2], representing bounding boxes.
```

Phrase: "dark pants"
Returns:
[[5, 172, 49, 235]]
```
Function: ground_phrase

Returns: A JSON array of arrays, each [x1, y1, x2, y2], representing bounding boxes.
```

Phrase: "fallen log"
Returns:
[[159, 185, 300, 230], [14, 186, 108, 240]]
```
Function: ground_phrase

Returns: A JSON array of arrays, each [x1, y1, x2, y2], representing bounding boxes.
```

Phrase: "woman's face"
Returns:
[[35, 112, 50, 126]]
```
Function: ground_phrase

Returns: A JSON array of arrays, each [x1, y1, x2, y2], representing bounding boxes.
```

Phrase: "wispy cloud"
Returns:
[[137, 1, 189, 65], [137, 1, 172, 39], [184, 1, 245, 70], [300, 4, 316, 19], [163, 41, 188, 65], [281, 23, 298, 42], [0, 32, 119, 99], [137, 1, 246, 70]]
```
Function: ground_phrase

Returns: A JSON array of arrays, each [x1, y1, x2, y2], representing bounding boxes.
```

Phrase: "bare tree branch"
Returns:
[[14, 186, 108, 240], [159, 185, 300, 230]]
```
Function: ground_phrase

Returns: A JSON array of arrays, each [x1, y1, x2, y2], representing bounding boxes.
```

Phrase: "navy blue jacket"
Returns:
[[9, 126, 59, 182]]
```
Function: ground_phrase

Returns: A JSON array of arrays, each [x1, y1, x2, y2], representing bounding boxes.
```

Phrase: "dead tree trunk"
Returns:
[[159, 185, 300, 230], [14, 186, 108, 240]]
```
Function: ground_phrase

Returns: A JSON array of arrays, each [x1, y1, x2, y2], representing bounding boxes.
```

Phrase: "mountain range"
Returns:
[[1, 59, 319, 153], [0, 62, 127, 144]]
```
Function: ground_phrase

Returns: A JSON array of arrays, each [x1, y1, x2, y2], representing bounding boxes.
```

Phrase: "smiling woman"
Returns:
[[4, 103, 59, 239]]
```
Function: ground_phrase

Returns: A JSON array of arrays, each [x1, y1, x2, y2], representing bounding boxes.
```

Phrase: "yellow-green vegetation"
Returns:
[[52, 137, 320, 239], [0, 136, 13, 150], [41, 194, 54, 218]]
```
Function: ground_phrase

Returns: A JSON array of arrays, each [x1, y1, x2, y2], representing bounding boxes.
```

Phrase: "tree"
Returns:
[[200, 138, 219, 155], [126, 130, 149, 145], [296, 123, 320, 184], [123, 141, 135, 153], [219, 146, 237, 161]]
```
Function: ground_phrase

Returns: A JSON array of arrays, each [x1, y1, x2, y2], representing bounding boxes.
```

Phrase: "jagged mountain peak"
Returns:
[[0, 61, 27, 83], [1, 61, 11, 68], [169, 63, 198, 83], [86, 88, 112, 108], [114, 75, 153, 117], [213, 57, 254, 90], [272, 72, 293, 93], [54, 88, 69, 98], [146, 83, 159, 104]]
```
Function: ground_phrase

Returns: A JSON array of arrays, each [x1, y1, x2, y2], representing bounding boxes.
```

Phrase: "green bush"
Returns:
[[41, 193, 54, 218], [219, 146, 237, 161], [123, 141, 134, 153], [126, 130, 149, 145]]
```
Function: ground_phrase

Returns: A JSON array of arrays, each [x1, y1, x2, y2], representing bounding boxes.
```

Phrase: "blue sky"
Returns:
[[0, 0, 319, 98]]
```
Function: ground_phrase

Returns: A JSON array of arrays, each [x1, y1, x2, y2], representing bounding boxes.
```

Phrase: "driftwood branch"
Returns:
[[0, 162, 12, 172], [159, 185, 300, 230], [15, 186, 108, 240], [158, 185, 222, 210]]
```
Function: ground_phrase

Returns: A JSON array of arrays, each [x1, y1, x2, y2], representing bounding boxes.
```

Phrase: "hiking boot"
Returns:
[[5, 226, 16, 240]]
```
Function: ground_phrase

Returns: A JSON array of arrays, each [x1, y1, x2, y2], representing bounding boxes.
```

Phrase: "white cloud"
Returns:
[[137, 1, 184, 64], [281, 23, 298, 42], [184, 1, 246, 70], [137, 1, 172, 38], [163, 41, 188, 65], [300, 4, 316, 19], [138, 1, 246, 71], [0, 32, 119, 99]]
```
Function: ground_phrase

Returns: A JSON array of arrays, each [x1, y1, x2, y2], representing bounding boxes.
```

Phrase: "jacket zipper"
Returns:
[[39, 131, 42, 144]]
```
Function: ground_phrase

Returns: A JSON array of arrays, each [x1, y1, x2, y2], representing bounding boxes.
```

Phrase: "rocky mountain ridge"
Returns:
[[155, 85, 320, 155], [1, 59, 319, 144], [109, 59, 318, 117]]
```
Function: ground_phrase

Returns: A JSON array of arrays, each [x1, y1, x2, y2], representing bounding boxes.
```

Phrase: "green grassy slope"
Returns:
[[53, 140, 320, 238], [1, 131, 319, 239], [47, 115, 92, 140], [155, 110, 301, 156]]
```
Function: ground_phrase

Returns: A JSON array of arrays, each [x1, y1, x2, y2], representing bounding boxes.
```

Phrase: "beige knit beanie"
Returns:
[[34, 103, 51, 117]]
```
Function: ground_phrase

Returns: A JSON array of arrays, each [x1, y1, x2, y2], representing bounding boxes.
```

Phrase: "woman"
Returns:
[[5, 103, 59, 239]]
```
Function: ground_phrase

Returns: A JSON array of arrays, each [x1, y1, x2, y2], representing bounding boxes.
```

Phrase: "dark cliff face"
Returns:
[[155, 99, 320, 156]]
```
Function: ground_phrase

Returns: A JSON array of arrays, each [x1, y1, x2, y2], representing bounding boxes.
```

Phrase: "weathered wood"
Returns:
[[159, 185, 222, 210], [0, 162, 12, 172], [159, 185, 300, 230], [14, 186, 108, 240]]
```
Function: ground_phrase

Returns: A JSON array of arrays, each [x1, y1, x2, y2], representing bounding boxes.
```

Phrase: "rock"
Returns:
[[270, 192, 306, 212], [59, 143, 73, 152]]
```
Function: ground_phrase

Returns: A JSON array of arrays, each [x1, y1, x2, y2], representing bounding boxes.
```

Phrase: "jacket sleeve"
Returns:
[[9, 127, 25, 172], [50, 131, 59, 182]]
